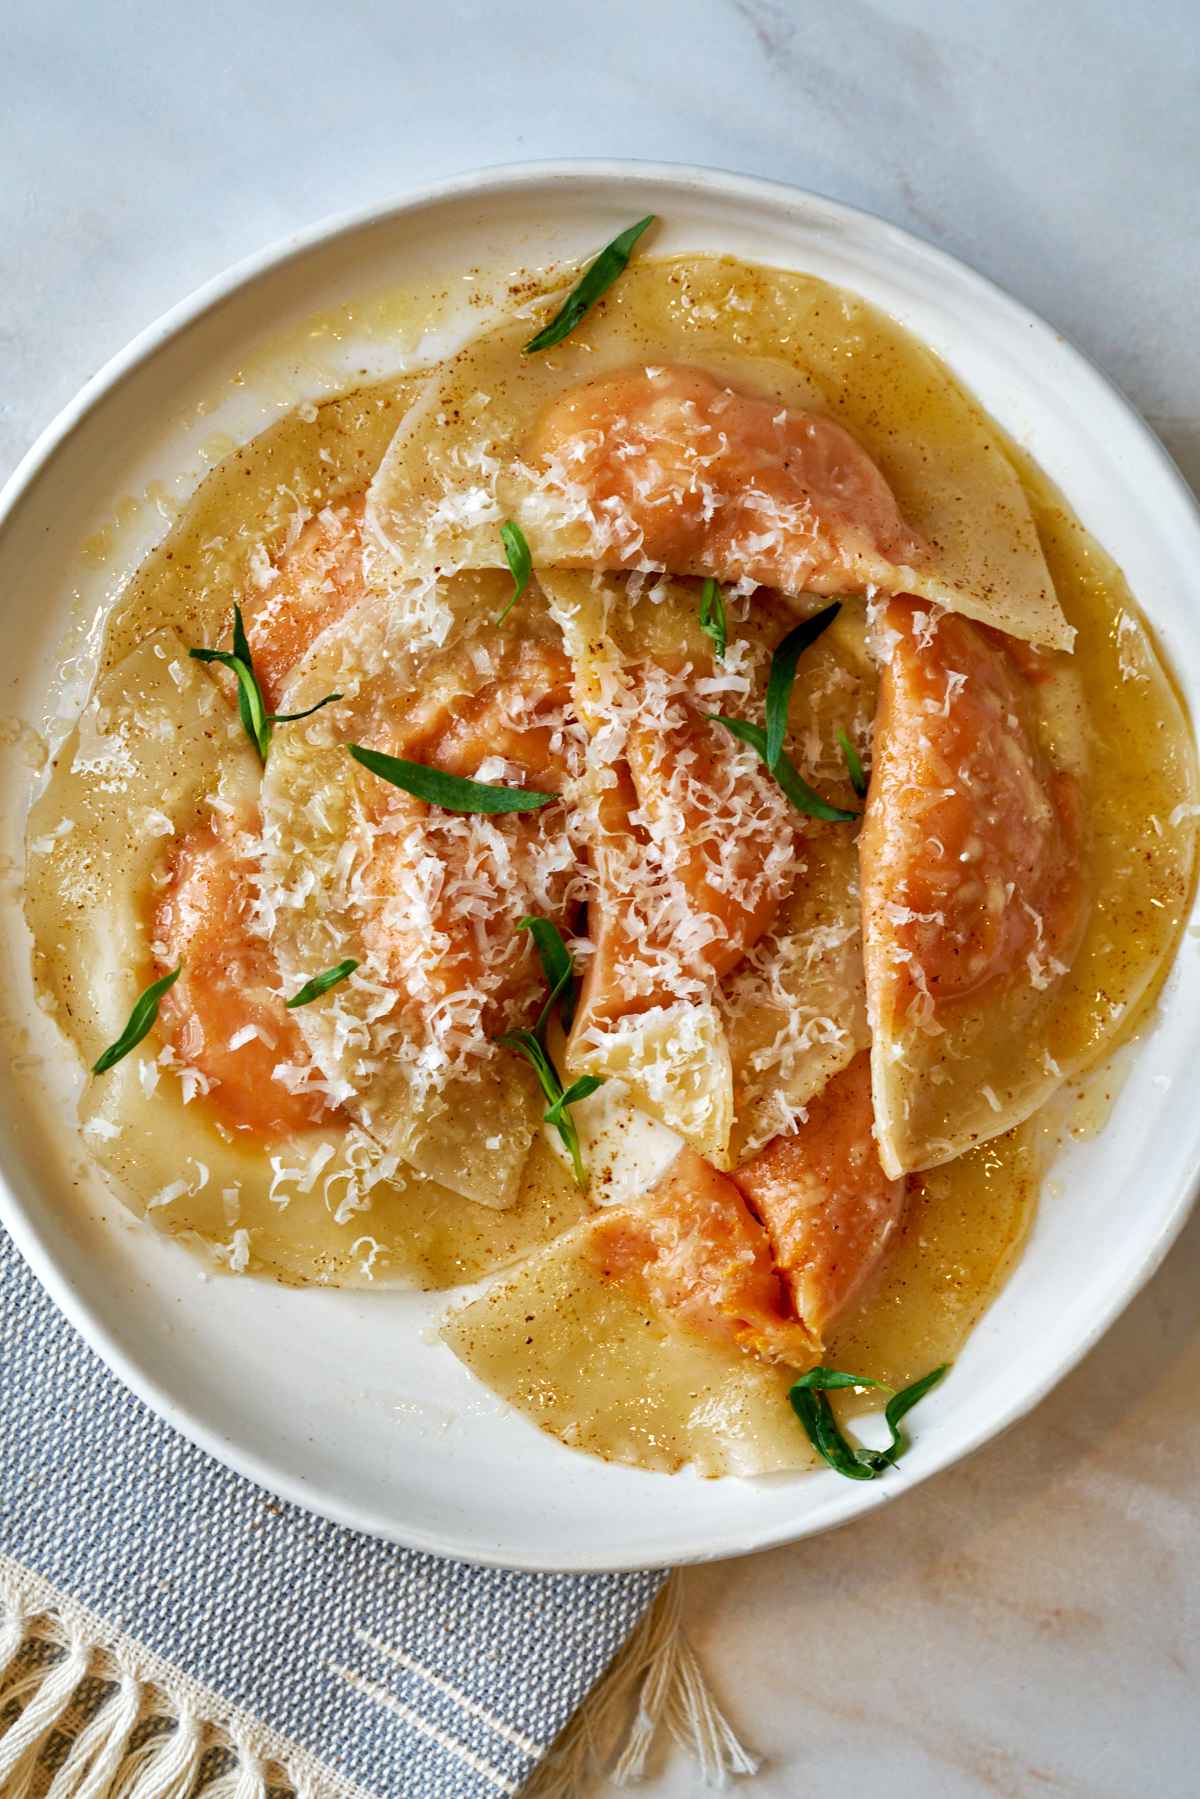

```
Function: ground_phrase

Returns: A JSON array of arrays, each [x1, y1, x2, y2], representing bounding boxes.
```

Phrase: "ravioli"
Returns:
[[79, 1054, 589, 1289], [25, 630, 259, 1071], [444, 1116, 898, 1473], [153, 809, 338, 1138], [536, 570, 788, 1162], [721, 830, 870, 1163], [26, 614, 587, 1285], [442, 1200, 813, 1478], [366, 258, 1072, 648], [718, 603, 875, 1160], [259, 572, 591, 1207], [859, 595, 1197, 1175], [860, 602, 1089, 1174], [536, 569, 871, 1166], [734, 1053, 905, 1342]]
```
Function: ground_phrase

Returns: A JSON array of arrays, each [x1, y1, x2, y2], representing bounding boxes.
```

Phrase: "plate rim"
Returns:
[[2, 157, 1199, 1572]]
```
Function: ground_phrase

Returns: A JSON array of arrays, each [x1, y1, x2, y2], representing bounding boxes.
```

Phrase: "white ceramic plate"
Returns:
[[2, 163, 1199, 1572]]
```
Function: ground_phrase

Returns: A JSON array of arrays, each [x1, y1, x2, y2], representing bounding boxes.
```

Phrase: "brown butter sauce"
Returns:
[[83, 256, 1196, 1376]]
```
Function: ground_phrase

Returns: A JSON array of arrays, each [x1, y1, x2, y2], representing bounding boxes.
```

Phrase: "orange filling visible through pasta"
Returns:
[[145, 360, 1090, 1373]]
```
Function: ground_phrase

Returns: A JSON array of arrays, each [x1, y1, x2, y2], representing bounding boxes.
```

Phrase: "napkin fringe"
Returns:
[[523, 1571, 760, 1797], [0, 1565, 358, 1799], [2, 1564, 756, 1798]]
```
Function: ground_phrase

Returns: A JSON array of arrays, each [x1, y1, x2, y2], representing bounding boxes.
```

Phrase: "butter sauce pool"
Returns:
[[33, 253, 1196, 1415]]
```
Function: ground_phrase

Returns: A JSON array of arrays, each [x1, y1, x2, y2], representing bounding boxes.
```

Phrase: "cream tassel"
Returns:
[[0, 1631, 91, 1796], [119, 1705, 205, 1799], [230, 1743, 270, 1799], [0, 1589, 311, 1798], [524, 1571, 760, 1797], [46, 1666, 142, 1799], [0, 1575, 754, 1798], [200, 1740, 271, 1799]]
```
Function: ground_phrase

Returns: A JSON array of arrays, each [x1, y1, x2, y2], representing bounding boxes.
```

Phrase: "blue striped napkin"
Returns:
[[0, 1228, 666, 1796]]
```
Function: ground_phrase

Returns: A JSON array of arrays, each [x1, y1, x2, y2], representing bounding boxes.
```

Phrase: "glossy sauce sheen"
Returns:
[[46, 255, 1196, 1385]]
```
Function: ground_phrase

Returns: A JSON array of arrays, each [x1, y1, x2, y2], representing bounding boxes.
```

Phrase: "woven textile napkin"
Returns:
[[0, 1228, 667, 1796]]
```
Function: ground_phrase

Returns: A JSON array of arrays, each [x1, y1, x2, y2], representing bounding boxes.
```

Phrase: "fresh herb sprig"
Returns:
[[92, 965, 181, 1075], [789, 1363, 950, 1480], [496, 521, 533, 625], [348, 744, 555, 814], [707, 715, 857, 823], [286, 959, 359, 1008], [764, 602, 842, 771], [706, 599, 861, 822], [190, 605, 342, 763], [497, 918, 601, 1186], [523, 216, 656, 354], [517, 915, 576, 1028], [698, 577, 727, 660], [837, 728, 868, 798]]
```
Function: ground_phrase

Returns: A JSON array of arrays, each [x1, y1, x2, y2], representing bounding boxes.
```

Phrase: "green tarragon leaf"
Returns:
[[705, 714, 858, 824], [544, 1074, 604, 1127], [698, 577, 727, 660], [190, 642, 270, 761], [494, 1024, 593, 1188], [517, 916, 576, 1029], [789, 1363, 951, 1480], [268, 694, 347, 726], [523, 216, 656, 353], [495, 521, 533, 625], [191, 604, 341, 762], [882, 1362, 951, 1462], [286, 959, 359, 1008], [837, 727, 869, 798], [92, 965, 181, 1075], [348, 745, 555, 814], [793, 1366, 887, 1393], [764, 601, 842, 772], [495, 920, 601, 1186], [494, 1027, 560, 1104], [545, 1100, 590, 1188]]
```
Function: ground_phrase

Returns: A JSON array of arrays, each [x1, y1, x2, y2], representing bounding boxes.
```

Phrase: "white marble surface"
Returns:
[[3, 2, 1198, 1793]]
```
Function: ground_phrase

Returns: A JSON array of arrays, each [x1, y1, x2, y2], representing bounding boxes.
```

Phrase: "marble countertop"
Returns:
[[4, 2, 1197, 1793]]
